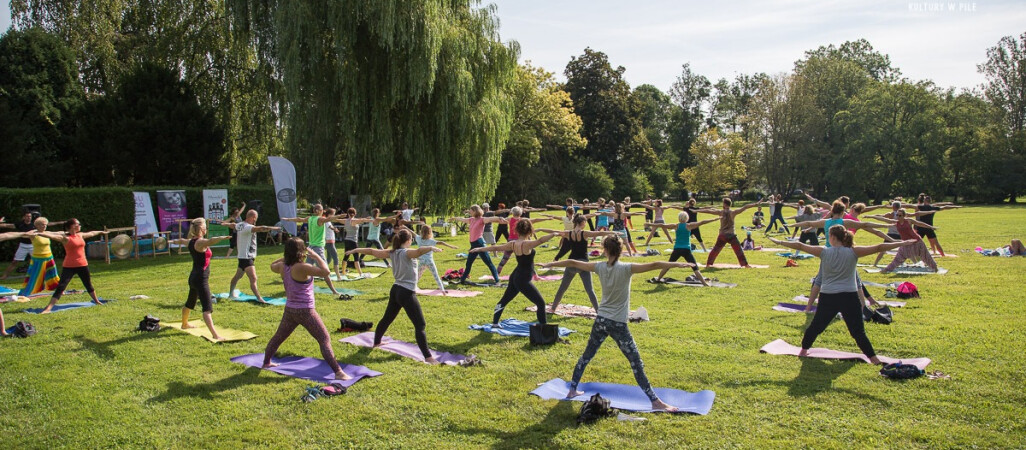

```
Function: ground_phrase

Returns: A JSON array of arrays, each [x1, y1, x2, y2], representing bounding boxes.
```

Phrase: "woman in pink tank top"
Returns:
[[263, 237, 351, 380]]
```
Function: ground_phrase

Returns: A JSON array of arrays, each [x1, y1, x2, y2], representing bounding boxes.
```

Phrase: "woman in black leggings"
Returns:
[[471, 219, 557, 326], [493, 203, 510, 243], [769, 227, 914, 362], [347, 228, 443, 364], [172, 218, 231, 341], [33, 219, 108, 313]]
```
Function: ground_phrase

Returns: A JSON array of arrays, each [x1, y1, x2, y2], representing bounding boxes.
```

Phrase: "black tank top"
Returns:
[[512, 242, 536, 279], [567, 230, 589, 261], [189, 238, 211, 275]]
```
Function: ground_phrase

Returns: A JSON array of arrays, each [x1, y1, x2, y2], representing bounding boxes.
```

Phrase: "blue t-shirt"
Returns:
[[596, 209, 611, 227], [824, 218, 844, 247]]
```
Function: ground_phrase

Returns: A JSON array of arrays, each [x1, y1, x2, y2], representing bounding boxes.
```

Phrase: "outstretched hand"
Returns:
[[431, 247, 443, 253], [468, 248, 483, 253]]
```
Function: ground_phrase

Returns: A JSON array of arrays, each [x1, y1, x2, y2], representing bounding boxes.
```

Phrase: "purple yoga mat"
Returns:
[[230, 353, 382, 387], [339, 332, 468, 365], [760, 339, 931, 370]]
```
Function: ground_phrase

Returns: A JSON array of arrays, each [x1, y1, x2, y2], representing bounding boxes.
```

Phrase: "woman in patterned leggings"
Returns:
[[540, 235, 697, 412]]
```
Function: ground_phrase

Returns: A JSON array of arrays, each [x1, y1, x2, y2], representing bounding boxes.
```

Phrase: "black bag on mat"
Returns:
[[577, 393, 615, 425], [529, 323, 558, 345], [863, 306, 893, 325], [138, 315, 161, 332]]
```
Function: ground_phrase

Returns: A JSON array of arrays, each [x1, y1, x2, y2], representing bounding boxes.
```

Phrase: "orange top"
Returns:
[[63, 234, 89, 268]]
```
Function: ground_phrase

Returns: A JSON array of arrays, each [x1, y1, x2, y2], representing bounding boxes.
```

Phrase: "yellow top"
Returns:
[[31, 235, 52, 258]]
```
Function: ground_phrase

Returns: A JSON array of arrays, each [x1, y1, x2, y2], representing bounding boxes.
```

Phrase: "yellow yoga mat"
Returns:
[[329, 272, 383, 281], [161, 321, 257, 343]]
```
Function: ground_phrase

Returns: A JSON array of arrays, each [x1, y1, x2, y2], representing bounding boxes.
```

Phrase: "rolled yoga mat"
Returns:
[[26, 299, 110, 314], [230, 353, 382, 387], [415, 289, 482, 298], [531, 378, 715, 415], [478, 274, 563, 282], [162, 320, 257, 343], [216, 291, 287, 306], [339, 332, 469, 365], [760, 339, 931, 370], [469, 318, 575, 338]]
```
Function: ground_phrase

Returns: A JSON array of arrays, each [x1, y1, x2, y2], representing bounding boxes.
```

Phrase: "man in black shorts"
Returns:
[[226, 210, 280, 303]]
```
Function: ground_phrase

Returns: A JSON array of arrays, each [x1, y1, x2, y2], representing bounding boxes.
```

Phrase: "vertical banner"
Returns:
[[156, 190, 188, 236], [203, 189, 229, 221], [203, 189, 230, 247], [269, 156, 298, 235], [133, 192, 159, 236]]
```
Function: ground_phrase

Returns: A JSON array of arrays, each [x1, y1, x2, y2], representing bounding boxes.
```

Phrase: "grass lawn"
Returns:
[[1, 204, 1024, 448]]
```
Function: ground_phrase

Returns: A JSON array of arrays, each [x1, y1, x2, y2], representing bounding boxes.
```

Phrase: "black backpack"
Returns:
[[880, 362, 924, 379], [12, 321, 36, 338], [862, 305, 893, 325], [529, 323, 558, 345], [577, 393, 616, 425], [339, 318, 373, 332], [138, 315, 161, 332]]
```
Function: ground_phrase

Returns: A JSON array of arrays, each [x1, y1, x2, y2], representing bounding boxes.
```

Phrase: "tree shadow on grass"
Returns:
[[447, 401, 577, 450], [147, 367, 289, 403], [75, 331, 173, 360]]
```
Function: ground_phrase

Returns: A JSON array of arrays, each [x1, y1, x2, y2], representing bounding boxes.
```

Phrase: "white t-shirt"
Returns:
[[325, 223, 337, 242], [235, 222, 258, 260], [401, 209, 415, 221]]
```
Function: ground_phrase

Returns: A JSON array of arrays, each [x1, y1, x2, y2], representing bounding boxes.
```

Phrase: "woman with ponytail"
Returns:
[[171, 218, 232, 341], [471, 219, 558, 326], [346, 228, 443, 364], [539, 236, 699, 412], [769, 227, 916, 364]]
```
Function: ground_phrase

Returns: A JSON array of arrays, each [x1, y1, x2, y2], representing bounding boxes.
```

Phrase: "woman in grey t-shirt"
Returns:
[[770, 227, 914, 363], [541, 236, 697, 412]]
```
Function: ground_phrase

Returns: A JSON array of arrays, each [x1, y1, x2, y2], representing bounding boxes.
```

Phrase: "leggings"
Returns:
[[263, 307, 342, 373], [492, 267, 547, 324], [460, 238, 499, 283], [495, 225, 510, 243], [53, 266, 94, 299], [367, 239, 389, 266], [884, 240, 938, 272], [799, 231, 819, 246], [185, 271, 213, 312], [691, 225, 703, 244], [418, 257, 445, 291], [553, 238, 572, 261], [497, 251, 514, 274], [551, 266, 598, 310], [801, 291, 876, 357], [325, 242, 339, 267], [376, 285, 431, 359], [571, 316, 657, 402], [767, 212, 790, 232], [706, 233, 748, 266], [342, 240, 359, 263]]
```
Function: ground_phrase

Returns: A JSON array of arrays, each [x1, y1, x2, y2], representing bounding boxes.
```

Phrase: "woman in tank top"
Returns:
[[171, 218, 232, 341], [646, 212, 719, 284], [34, 218, 109, 313], [537, 214, 617, 312], [347, 228, 444, 364], [471, 219, 558, 326], [263, 237, 352, 380]]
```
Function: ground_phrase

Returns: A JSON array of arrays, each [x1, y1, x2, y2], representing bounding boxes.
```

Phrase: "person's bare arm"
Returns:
[[582, 230, 618, 239], [768, 237, 823, 257], [78, 230, 109, 240], [406, 246, 442, 259], [853, 240, 917, 258], [436, 241, 459, 250], [295, 252, 331, 279], [34, 230, 68, 243], [804, 193, 830, 208], [470, 242, 514, 253], [630, 261, 696, 274], [687, 217, 719, 230], [908, 219, 936, 229], [538, 259, 596, 272], [346, 247, 391, 259], [194, 235, 231, 251], [0, 232, 26, 242], [270, 257, 285, 274]]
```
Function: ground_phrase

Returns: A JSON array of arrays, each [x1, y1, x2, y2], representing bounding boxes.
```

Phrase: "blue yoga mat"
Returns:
[[469, 318, 574, 337], [26, 300, 109, 314], [216, 291, 287, 306], [775, 252, 814, 260], [0, 286, 18, 295], [531, 378, 715, 414]]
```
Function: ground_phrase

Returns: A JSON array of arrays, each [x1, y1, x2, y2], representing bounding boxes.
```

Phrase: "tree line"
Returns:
[[1, 1, 1023, 206]]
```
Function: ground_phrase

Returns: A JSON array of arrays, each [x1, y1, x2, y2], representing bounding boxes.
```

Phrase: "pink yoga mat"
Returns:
[[416, 289, 482, 298], [760, 339, 931, 370], [340, 332, 468, 365], [792, 295, 905, 308], [478, 274, 563, 281]]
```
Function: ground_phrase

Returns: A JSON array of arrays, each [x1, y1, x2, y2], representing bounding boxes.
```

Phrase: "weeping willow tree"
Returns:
[[229, 1, 519, 211]]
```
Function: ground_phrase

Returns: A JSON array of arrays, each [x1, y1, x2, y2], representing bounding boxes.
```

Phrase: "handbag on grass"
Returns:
[[529, 323, 558, 345]]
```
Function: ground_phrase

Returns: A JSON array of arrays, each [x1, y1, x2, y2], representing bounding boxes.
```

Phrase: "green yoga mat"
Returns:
[[329, 272, 383, 281], [215, 291, 287, 306], [162, 321, 257, 343], [314, 287, 364, 296]]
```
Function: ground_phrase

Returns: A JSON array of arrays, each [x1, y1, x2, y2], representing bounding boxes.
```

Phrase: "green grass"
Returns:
[[2, 205, 1025, 448]]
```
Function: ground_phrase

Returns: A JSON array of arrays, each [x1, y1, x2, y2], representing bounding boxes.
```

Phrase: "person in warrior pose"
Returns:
[[540, 236, 699, 412], [415, 225, 459, 294], [645, 212, 719, 284], [450, 205, 506, 284], [282, 205, 345, 295], [33, 219, 109, 313], [223, 210, 281, 303], [171, 218, 231, 341], [471, 219, 557, 326], [699, 198, 764, 268], [537, 215, 617, 313]]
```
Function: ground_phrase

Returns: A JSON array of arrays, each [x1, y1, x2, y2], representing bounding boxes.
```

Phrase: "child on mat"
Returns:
[[415, 225, 458, 294], [742, 230, 759, 250], [263, 238, 351, 380], [752, 207, 765, 229]]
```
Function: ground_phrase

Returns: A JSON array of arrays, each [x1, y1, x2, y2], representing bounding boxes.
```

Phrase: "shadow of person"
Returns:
[[787, 357, 857, 398], [147, 367, 289, 403], [75, 332, 173, 360], [447, 401, 577, 449]]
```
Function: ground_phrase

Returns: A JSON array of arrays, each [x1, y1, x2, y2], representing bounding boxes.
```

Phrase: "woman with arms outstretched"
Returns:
[[471, 219, 558, 326]]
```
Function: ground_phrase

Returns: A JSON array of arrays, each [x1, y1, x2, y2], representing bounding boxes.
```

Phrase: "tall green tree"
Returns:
[[564, 48, 655, 198], [978, 32, 1026, 202], [229, 1, 519, 211], [494, 63, 588, 203], [668, 62, 711, 175], [679, 128, 747, 198], [0, 27, 83, 187], [632, 84, 679, 196]]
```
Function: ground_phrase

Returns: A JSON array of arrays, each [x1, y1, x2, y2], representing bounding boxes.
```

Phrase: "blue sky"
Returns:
[[3, 1, 1023, 91]]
